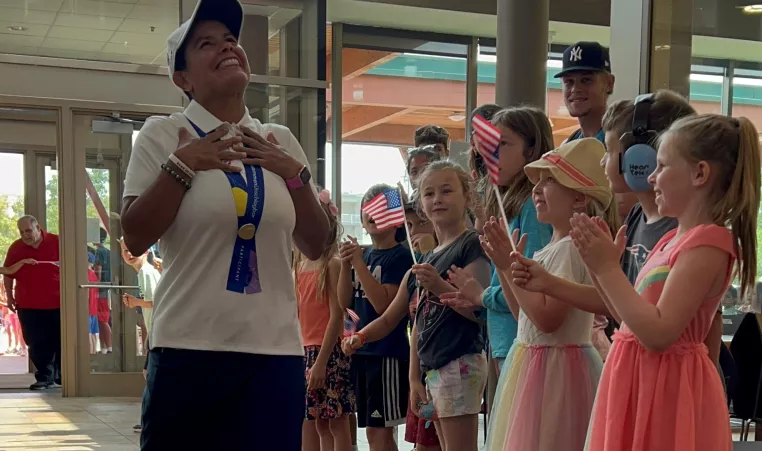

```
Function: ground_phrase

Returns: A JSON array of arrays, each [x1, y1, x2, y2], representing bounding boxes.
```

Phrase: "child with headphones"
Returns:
[[507, 90, 696, 360]]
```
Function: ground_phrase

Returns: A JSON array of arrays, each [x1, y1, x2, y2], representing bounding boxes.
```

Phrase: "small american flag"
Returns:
[[343, 309, 360, 337], [361, 189, 405, 231], [472, 114, 501, 185]]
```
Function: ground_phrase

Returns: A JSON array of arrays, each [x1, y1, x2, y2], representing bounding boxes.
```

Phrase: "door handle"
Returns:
[[79, 284, 140, 290]]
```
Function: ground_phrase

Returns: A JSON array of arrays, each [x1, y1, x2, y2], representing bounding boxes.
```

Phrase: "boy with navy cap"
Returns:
[[555, 41, 616, 357], [556, 41, 615, 143]]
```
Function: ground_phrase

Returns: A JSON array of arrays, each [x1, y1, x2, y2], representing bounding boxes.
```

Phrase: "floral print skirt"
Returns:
[[304, 343, 357, 420]]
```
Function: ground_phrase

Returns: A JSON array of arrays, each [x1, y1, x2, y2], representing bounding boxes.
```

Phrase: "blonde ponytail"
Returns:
[[667, 114, 761, 297], [725, 117, 760, 297]]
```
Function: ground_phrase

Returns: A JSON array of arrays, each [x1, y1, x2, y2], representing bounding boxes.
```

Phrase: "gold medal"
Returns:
[[238, 223, 256, 240]]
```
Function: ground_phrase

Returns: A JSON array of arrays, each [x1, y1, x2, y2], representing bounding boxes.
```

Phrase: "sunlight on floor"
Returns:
[[0, 391, 751, 450], [0, 392, 140, 450]]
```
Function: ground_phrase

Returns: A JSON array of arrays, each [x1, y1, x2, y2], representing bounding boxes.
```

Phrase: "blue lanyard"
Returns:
[[185, 117, 265, 294]]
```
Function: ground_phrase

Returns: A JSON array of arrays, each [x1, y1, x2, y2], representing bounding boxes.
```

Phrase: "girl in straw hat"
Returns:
[[443, 137, 619, 451]]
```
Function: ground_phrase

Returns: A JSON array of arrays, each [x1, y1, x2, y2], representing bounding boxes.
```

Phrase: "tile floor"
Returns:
[[0, 390, 489, 450], [0, 390, 753, 450], [0, 390, 141, 450]]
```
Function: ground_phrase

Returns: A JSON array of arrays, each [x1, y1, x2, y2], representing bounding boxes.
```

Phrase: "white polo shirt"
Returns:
[[124, 100, 312, 356]]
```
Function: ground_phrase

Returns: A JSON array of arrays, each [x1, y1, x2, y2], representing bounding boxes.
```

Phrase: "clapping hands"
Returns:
[[439, 266, 484, 310], [569, 213, 627, 275], [339, 236, 364, 267], [480, 217, 527, 271]]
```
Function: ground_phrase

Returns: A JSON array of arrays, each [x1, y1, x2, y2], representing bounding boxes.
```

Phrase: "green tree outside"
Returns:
[[45, 168, 111, 239], [0, 167, 113, 265], [0, 195, 26, 263]]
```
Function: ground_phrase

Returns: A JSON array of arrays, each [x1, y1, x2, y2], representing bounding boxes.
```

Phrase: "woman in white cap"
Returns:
[[120, 0, 330, 449]]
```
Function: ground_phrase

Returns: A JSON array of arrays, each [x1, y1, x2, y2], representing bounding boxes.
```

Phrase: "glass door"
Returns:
[[0, 106, 59, 390], [46, 111, 151, 396], [39, 153, 144, 371], [0, 152, 29, 384]]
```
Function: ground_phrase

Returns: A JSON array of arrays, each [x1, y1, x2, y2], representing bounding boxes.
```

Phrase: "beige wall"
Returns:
[[0, 119, 57, 148], [0, 117, 122, 153], [0, 62, 183, 107]]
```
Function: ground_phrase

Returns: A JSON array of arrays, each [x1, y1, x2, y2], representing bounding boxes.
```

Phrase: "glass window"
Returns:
[[0, 153, 25, 262], [231, 2, 325, 79], [477, 41, 583, 148], [245, 82, 321, 181], [333, 28, 468, 242], [675, 1, 762, 316], [0, 152, 27, 376], [326, 142, 407, 246], [256, 3, 319, 79], [732, 66, 762, 130], [688, 62, 724, 115]]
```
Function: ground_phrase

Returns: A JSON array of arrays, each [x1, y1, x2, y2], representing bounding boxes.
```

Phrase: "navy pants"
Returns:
[[141, 348, 305, 451], [17, 308, 61, 384]]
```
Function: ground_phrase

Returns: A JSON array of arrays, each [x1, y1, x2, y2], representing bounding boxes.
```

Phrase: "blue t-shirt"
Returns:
[[481, 198, 552, 358], [567, 128, 605, 143], [352, 244, 413, 360]]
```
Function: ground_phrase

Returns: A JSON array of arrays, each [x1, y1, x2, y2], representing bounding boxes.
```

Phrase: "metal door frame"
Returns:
[[0, 94, 179, 396]]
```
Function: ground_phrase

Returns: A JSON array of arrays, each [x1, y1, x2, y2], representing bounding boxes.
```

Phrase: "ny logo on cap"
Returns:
[[570, 46, 583, 62]]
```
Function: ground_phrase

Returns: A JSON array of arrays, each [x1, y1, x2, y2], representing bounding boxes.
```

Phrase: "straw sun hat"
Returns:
[[524, 138, 613, 208]]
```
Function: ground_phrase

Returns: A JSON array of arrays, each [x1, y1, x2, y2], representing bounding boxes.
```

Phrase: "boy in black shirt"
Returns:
[[339, 184, 413, 450]]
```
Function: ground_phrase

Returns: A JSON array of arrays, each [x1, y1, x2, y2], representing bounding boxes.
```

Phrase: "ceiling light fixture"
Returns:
[[448, 114, 466, 122], [7, 26, 28, 32], [742, 5, 762, 14]]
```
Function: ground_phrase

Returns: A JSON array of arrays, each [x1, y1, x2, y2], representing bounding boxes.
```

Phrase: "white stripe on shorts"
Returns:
[[383, 357, 402, 425]]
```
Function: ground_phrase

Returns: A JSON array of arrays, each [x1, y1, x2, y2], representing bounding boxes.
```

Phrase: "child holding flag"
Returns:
[[469, 107, 554, 375], [343, 162, 491, 451], [339, 184, 413, 450]]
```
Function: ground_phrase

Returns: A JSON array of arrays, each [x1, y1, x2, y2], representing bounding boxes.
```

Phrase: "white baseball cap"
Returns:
[[166, 0, 244, 95]]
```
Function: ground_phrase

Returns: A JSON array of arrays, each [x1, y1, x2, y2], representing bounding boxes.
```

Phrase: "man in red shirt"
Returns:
[[3, 216, 61, 390]]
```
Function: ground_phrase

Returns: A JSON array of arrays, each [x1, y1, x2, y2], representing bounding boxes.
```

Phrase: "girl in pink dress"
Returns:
[[570, 114, 760, 451]]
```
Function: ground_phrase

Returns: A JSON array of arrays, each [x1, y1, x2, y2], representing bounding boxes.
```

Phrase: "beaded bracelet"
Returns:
[[166, 159, 194, 183], [161, 163, 192, 190], [355, 332, 367, 347]]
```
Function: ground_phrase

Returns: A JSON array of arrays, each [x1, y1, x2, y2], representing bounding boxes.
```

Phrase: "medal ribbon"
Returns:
[[185, 117, 265, 294]]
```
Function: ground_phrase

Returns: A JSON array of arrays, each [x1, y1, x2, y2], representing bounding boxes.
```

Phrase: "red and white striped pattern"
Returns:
[[343, 309, 360, 337], [472, 114, 502, 185], [541, 153, 596, 187], [361, 189, 405, 231]]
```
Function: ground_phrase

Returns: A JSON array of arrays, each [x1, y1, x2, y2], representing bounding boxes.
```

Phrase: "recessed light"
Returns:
[[448, 114, 466, 122], [7, 26, 28, 32], [742, 5, 762, 14]]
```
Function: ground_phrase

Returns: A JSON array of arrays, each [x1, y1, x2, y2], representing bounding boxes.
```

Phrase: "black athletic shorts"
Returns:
[[352, 355, 409, 428]]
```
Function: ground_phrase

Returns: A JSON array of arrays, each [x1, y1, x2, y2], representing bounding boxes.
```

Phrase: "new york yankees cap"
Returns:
[[555, 41, 611, 78]]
